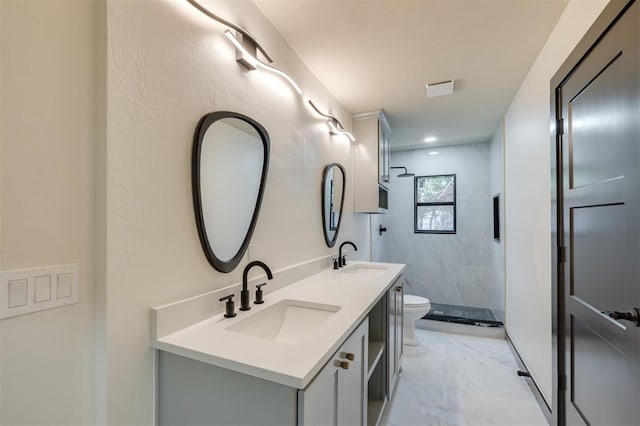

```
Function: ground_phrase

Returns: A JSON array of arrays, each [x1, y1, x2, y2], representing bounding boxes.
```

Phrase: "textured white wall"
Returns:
[[0, 0, 97, 424], [103, 0, 367, 423], [488, 123, 505, 322], [503, 0, 608, 405], [384, 145, 501, 313], [370, 215, 385, 263]]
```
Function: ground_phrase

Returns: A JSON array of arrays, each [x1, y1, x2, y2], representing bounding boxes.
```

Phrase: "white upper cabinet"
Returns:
[[378, 118, 391, 189], [353, 110, 391, 213]]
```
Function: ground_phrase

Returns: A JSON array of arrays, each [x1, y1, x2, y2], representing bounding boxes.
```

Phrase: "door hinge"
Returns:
[[558, 246, 566, 263], [557, 118, 564, 136], [559, 374, 567, 391]]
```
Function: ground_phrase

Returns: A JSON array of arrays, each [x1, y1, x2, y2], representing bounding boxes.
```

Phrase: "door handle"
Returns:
[[605, 308, 639, 326]]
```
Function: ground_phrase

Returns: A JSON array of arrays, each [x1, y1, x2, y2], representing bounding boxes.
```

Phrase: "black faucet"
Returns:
[[240, 260, 273, 311], [338, 241, 358, 267]]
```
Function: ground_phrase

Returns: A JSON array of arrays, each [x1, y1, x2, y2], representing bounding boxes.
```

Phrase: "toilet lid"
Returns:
[[404, 294, 430, 307]]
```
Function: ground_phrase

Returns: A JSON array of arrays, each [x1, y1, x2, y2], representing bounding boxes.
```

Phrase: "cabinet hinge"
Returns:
[[558, 246, 566, 263], [559, 374, 567, 391], [557, 118, 564, 136]]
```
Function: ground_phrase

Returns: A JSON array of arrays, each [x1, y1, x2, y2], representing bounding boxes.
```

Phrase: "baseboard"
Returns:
[[505, 332, 552, 424]]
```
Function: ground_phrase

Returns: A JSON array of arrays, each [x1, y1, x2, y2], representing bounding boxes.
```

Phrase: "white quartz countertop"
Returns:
[[152, 261, 404, 389]]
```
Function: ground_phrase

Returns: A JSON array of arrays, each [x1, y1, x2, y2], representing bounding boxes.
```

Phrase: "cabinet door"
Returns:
[[378, 120, 385, 187], [338, 318, 368, 426], [394, 281, 403, 370], [387, 287, 397, 395], [298, 359, 340, 426], [383, 130, 390, 187], [299, 319, 369, 426], [378, 120, 390, 189], [388, 281, 403, 395]]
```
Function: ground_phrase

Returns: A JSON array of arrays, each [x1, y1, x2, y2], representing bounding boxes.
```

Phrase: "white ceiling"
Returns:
[[254, 0, 568, 150]]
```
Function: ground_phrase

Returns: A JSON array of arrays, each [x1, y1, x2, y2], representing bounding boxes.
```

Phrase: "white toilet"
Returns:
[[403, 295, 431, 346]]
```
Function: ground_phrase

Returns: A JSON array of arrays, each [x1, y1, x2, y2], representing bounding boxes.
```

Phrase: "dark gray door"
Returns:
[[557, 2, 640, 425]]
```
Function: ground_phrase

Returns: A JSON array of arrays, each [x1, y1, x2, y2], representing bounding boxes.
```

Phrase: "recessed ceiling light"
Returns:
[[424, 136, 437, 142], [428, 151, 439, 156], [426, 80, 455, 98]]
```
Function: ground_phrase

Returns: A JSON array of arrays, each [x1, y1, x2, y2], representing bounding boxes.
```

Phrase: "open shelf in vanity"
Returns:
[[367, 341, 385, 380], [366, 291, 388, 426], [365, 274, 404, 426]]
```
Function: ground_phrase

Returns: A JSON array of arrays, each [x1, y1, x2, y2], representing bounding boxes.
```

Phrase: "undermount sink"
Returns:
[[225, 299, 341, 344], [339, 264, 389, 275]]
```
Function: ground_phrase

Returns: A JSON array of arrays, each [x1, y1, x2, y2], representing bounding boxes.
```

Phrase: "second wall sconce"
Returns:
[[308, 100, 356, 142]]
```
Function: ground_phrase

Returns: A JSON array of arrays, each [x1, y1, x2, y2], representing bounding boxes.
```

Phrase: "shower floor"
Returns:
[[423, 303, 503, 327]]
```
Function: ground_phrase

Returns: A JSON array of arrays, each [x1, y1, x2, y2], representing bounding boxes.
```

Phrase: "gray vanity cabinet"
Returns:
[[155, 265, 403, 426], [366, 275, 404, 425], [298, 318, 369, 425], [388, 277, 403, 395], [157, 351, 298, 426], [157, 318, 369, 426]]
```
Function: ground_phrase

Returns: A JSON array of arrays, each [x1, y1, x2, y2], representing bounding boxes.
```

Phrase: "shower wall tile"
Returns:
[[454, 265, 491, 308]]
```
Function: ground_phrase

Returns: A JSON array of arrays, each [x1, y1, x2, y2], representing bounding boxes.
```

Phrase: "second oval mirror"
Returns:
[[322, 163, 346, 248], [192, 111, 269, 273]]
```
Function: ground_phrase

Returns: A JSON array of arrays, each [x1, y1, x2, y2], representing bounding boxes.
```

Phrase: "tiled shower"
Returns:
[[377, 138, 505, 326]]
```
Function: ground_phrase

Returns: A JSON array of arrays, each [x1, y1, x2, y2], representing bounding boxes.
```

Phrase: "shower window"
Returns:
[[415, 174, 456, 234]]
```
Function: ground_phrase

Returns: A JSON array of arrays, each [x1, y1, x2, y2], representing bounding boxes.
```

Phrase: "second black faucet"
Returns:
[[241, 260, 273, 311], [338, 241, 358, 267]]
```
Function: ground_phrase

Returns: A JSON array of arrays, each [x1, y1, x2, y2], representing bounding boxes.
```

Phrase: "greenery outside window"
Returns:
[[415, 174, 456, 234]]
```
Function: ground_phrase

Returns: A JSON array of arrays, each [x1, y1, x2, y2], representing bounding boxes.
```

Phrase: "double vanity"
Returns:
[[152, 261, 405, 425], [178, 103, 401, 425]]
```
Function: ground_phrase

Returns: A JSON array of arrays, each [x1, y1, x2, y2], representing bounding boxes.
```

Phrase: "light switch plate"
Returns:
[[56, 273, 73, 299], [8, 279, 28, 308], [0, 264, 79, 319], [34, 275, 52, 303]]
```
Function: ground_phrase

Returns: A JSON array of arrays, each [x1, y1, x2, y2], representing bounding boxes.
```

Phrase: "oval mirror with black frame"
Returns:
[[322, 163, 346, 248], [192, 111, 270, 273]]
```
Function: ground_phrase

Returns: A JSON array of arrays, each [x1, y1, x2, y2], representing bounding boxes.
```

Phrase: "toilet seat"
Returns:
[[403, 295, 430, 308]]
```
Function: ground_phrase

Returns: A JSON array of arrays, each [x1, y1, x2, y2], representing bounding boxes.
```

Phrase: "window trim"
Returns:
[[414, 174, 457, 234]]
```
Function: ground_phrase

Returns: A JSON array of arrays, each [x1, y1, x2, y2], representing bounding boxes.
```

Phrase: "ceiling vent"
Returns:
[[426, 80, 455, 98]]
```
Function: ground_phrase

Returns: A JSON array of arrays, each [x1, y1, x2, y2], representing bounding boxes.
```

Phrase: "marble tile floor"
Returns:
[[380, 321, 548, 426]]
